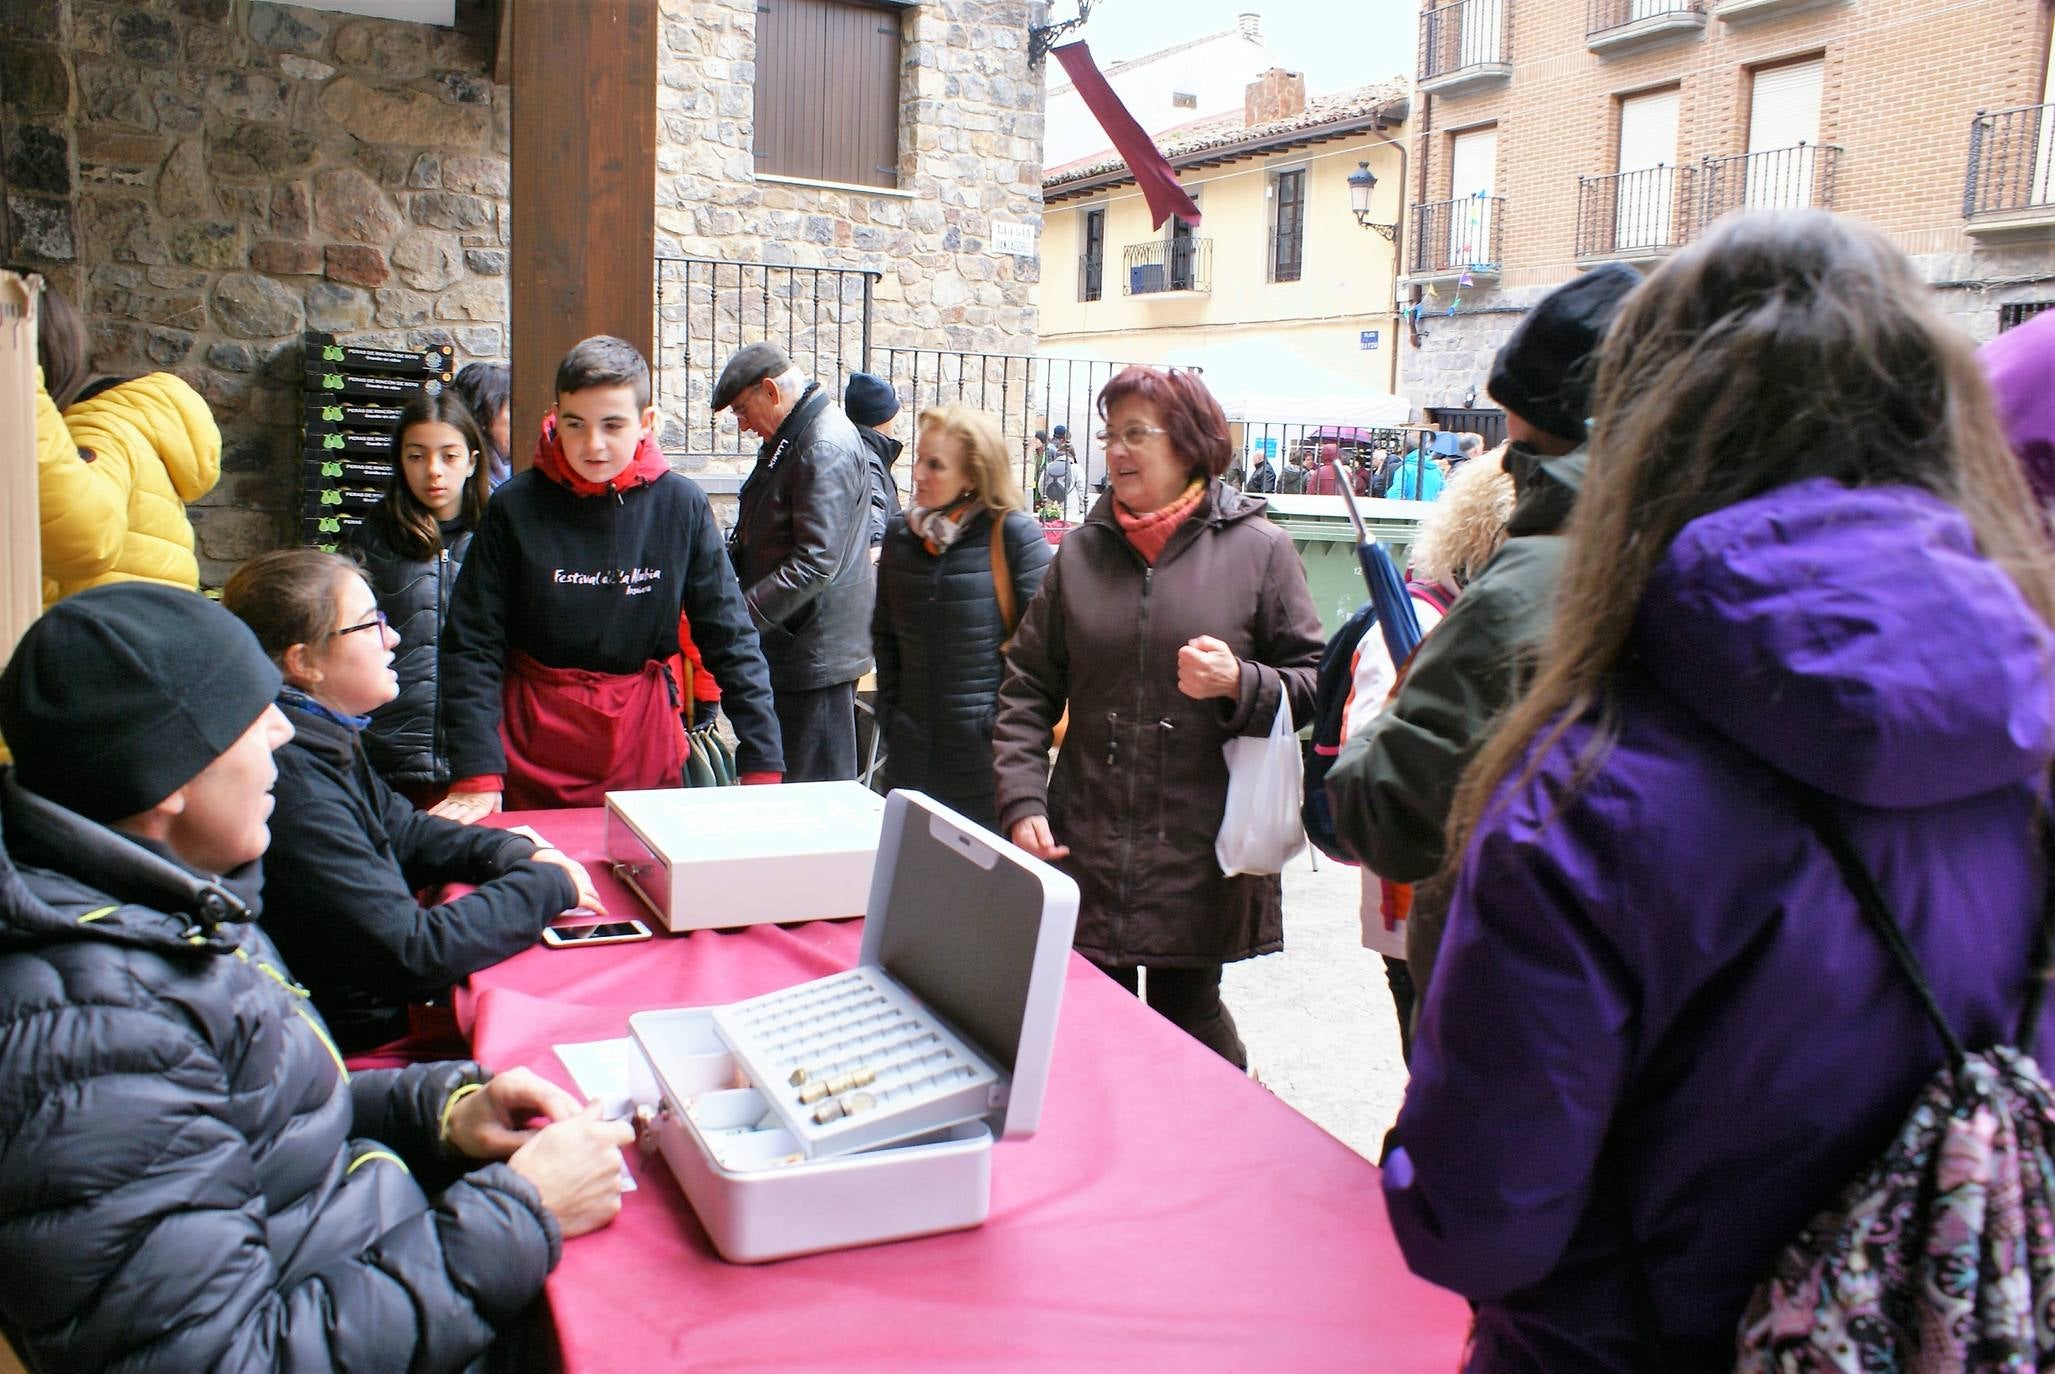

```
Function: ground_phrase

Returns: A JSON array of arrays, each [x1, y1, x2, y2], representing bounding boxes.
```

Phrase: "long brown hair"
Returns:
[[13, 270, 103, 409], [1447, 210, 2055, 867], [372, 392, 492, 561]]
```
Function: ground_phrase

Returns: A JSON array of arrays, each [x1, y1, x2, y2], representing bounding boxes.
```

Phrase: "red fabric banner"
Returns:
[[1053, 41, 1202, 231]]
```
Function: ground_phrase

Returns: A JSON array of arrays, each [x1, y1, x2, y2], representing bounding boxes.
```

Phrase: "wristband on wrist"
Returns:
[[439, 1081, 488, 1145]]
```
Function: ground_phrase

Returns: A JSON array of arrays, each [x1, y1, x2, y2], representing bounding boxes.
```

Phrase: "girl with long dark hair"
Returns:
[[1382, 210, 2055, 1369], [350, 391, 494, 805]]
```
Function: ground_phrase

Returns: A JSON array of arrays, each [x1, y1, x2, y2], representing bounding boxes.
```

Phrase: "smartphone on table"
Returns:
[[541, 918, 654, 949]]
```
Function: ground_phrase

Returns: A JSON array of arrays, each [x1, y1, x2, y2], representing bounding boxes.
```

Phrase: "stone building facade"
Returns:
[[3, 0, 511, 582], [1401, 0, 2055, 416], [5, 0, 1047, 578]]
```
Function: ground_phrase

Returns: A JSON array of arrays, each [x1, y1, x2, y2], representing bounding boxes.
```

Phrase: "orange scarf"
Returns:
[[1115, 479, 1205, 566]]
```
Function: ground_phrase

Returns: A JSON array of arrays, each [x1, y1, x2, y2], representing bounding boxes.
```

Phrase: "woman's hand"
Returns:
[[507, 1100, 636, 1238], [1011, 815, 1071, 861], [431, 790, 501, 824], [445, 1067, 583, 1161], [531, 848, 607, 915], [1177, 635, 1241, 701]]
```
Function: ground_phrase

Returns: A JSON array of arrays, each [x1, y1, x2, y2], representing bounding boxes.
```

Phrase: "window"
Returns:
[[754, 0, 904, 188], [1081, 207, 1105, 302], [1745, 57, 1822, 209], [1615, 87, 1680, 249], [1167, 195, 1200, 291], [1172, 91, 1198, 109], [1270, 168, 1305, 282], [1448, 126, 1497, 265], [2001, 301, 2055, 331]]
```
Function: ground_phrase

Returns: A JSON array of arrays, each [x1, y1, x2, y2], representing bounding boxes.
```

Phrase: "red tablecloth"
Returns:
[[460, 809, 1469, 1374]]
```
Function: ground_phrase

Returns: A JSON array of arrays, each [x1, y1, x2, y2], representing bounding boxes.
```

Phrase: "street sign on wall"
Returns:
[[1360, 330, 1380, 350]]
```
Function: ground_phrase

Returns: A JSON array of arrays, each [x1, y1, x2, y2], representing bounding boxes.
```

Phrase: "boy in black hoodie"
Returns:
[[439, 336, 782, 815]]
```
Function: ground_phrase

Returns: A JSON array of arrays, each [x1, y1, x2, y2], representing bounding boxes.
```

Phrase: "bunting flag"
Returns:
[[1424, 282, 1439, 300], [1053, 43, 1202, 230], [1457, 270, 1474, 289]]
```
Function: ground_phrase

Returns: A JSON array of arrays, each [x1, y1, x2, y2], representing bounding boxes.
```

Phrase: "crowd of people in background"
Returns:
[[14, 201, 2055, 1370]]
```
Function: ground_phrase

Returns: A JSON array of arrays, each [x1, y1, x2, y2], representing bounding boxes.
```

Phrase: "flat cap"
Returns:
[[713, 341, 795, 410]]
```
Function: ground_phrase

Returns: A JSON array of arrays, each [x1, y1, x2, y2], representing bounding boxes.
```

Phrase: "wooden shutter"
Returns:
[[1271, 169, 1304, 282], [1082, 207, 1105, 301], [754, 0, 902, 187]]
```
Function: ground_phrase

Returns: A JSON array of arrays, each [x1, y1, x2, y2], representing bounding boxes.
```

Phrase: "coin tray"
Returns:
[[712, 965, 999, 1160]]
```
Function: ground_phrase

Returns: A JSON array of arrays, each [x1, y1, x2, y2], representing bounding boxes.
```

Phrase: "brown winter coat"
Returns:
[[993, 481, 1324, 967]]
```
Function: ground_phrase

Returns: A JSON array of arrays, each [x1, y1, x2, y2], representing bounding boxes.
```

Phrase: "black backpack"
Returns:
[[1300, 600, 1380, 863]]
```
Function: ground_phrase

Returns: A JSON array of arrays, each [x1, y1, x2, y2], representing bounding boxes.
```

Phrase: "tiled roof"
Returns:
[[1043, 79, 1410, 193]]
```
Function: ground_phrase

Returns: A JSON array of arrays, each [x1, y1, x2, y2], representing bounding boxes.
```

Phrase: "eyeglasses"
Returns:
[[1096, 424, 1169, 449], [336, 610, 389, 638]]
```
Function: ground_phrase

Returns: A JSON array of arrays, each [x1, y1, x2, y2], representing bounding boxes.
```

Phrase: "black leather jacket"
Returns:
[[729, 385, 876, 690], [351, 516, 473, 787]]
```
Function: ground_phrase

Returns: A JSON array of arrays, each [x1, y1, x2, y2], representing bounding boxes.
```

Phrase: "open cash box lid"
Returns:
[[856, 791, 1079, 1140]]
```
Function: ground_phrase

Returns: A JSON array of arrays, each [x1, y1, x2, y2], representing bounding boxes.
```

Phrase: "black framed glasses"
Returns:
[[336, 609, 389, 638]]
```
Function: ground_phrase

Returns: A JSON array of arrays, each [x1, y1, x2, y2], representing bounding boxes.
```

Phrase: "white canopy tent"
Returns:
[[1158, 337, 1411, 428]]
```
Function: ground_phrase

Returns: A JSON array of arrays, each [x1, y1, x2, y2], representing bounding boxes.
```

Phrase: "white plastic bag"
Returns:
[[1214, 695, 1307, 877]]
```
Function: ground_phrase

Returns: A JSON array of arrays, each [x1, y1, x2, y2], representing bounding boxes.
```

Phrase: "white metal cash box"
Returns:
[[604, 780, 886, 931], [628, 791, 1080, 1262]]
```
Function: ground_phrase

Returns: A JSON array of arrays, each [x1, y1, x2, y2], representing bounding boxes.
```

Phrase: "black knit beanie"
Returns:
[[1486, 261, 1642, 445], [843, 372, 899, 426], [0, 584, 282, 822]]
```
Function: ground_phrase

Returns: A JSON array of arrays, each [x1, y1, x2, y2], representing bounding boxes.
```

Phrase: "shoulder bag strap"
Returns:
[[990, 516, 1019, 645]]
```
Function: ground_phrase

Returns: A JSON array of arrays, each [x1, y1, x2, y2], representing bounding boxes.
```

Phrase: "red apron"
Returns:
[[499, 650, 686, 810]]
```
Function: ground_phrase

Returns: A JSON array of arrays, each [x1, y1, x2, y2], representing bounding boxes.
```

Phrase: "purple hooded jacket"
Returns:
[[1983, 309, 2055, 512], [1384, 478, 2055, 1371]]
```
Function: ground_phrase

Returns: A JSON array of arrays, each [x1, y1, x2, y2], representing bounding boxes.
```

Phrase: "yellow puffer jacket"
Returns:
[[36, 369, 123, 597], [41, 372, 222, 606]]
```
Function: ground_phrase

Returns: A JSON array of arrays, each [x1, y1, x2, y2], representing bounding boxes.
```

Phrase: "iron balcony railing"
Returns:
[[1576, 164, 1697, 258], [1079, 254, 1104, 302], [1966, 103, 2055, 218], [1699, 143, 1842, 224], [1420, 0, 1508, 81], [1409, 195, 1504, 276], [1586, 0, 1704, 36], [1123, 238, 1211, 294]]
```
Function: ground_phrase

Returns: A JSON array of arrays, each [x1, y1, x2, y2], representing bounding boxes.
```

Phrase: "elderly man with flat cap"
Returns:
[[717, 342, 876, 782]]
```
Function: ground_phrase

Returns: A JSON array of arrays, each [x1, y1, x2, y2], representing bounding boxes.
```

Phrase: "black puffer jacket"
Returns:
[[265, 698, 576, 1052], [857, 424, 903, 548], [0, 772, 559, 1372], [873, 509, 1052, 824], [729, 385, 876, 690], [350, 515, 472, 788]]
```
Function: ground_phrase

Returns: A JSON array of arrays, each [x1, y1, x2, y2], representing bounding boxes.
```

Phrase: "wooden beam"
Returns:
[[1, 273, 42, 664], [507, 0, 658, 470]]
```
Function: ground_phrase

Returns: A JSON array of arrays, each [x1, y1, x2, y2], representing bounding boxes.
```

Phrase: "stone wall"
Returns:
[[1, 0, 510, 583], [653, 0, 1046, 475]]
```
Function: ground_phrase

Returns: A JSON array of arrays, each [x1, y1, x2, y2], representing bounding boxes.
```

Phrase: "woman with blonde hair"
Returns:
[[871, 404, 1053, 825]]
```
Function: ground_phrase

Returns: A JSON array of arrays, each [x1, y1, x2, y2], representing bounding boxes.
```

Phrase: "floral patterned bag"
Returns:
[[1732, 788, 2055, 1371]]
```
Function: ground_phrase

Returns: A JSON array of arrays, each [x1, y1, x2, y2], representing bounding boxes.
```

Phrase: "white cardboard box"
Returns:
[[604, 781, 886, 932], [630, 791, 1079, 1262]]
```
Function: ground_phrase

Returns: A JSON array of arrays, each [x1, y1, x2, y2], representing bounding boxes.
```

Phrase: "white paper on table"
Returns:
[[552, 1037, 661, 1192]]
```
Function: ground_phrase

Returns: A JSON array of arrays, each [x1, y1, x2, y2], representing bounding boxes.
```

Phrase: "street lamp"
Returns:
[[1348, 162, 1398, 242]]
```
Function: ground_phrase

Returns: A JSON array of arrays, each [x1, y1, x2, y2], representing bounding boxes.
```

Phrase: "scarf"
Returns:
[[908, 499, 978, 555], [1115, 478, 1206, 566], [278, 685, 371, 733]]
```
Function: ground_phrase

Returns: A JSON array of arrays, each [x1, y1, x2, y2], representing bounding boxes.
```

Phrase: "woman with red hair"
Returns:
[[992, 367, 1325, 1066]]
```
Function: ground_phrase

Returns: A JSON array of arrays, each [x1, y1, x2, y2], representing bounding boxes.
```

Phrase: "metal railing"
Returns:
[[1576, 164, 1697, 257], [1078, 254, 1104, 303], [1420, 0, 1508, 81], [1699, 143, 1841, 223], [1122, 238, 1212, 294], [1586, 0, 1703, 35], [1966, 104, 2055, 218], [878, 351, 1196, 517], [1409, 195, 1504, 276], [653, 256, 879, 461]]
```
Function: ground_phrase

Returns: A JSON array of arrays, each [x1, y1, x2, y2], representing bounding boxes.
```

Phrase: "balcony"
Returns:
[[1078, 254, 1104, 303], [1577, 165, 1697, 262], [1405, 195, 1504, 285], [1699, 143, 1842, 225], [1419, 0, 1510, 98], [1712, 0, 1848, 22], [1123, 238, 1211, 295], [1965, 104, 2055, 240], [1587, 0, 1706, 57]]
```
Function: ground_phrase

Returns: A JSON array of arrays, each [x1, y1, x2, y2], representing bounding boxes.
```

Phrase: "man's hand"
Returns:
[[445, 1067, 583, 1161], [1010, 815, 1071, 861], [530, 848, 606, 914], [430, 790, 502, 824], [1176, 635, 1241, 701], [508, 1101, 636, 1238]]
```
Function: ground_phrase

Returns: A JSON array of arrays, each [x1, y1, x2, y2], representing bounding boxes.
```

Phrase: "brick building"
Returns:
[[1402, 0, 2055, 415]]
